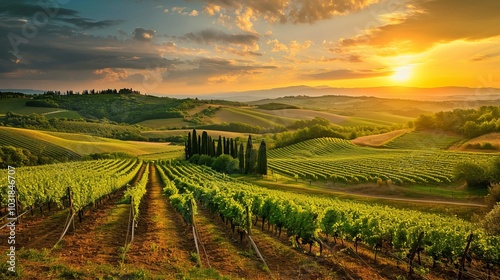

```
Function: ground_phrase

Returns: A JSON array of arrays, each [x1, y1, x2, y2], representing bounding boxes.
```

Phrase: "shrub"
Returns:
[[485, 184, 500, 210], [481, 203, 500, 235]]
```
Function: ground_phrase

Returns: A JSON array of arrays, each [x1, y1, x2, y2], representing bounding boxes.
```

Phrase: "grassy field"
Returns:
[[384, 130, 463, 149], [352, 129, 410, 147], [137, 118, 191, 129], [212, 107, 290, 128], [0, 98, 62, 115], [454, 132, 500, 151], [0, 127, 183, 157], [141, 129, 251, 139]]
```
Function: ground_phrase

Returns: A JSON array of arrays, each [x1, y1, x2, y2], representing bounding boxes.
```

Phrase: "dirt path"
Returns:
[[0, 206, 68, 251], [55, 192, 130, 266], [125, 164, 195, 276], [194, 205, 268, 279]]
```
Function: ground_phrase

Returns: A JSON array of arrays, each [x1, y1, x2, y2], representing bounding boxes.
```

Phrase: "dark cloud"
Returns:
[[177, 28, 259, 46], [472, 52, 500, 62], [338, 0, 500, 53], [304, 69, 390, 80], [202, 0, 380, 24], [133, 27, 156, 41], [164, 57, 276, 84]]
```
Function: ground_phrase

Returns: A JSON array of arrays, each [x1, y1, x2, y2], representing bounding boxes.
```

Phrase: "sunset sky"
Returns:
[[1, 0, 499, 95]]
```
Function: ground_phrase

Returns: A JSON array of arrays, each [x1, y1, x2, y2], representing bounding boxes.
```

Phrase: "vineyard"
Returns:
[[0, 157, 498, 279], [268, 137, 496, 185], [156, 161, 500, 278]]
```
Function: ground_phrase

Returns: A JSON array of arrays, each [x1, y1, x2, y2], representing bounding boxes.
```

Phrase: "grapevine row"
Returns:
[[156, 160, 500, 271]]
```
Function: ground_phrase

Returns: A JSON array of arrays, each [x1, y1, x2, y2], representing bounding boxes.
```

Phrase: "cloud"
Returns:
[[163, 57, 276, 84], [267, 39, 313, 56], [472, 52, 500, 62], [338, 0, 500, 54], [133, 28, 156, 41], [0, 0, 123, 30], [304, 69, 390, 80], [201, 0, 380, 27], [178, 28, 259, 47]]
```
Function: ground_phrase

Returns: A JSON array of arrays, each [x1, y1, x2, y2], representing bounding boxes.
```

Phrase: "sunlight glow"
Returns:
[[392, 66, 413, 82]]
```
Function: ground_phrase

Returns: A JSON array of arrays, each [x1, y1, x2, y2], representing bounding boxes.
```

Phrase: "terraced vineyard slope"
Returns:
[[268, 137, 496, 185]]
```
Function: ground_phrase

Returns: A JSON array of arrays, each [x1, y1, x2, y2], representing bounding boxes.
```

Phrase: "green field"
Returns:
[[268, 137, 497, 185], [0, 127, 183, 157], [0, 98, 63, 115], [384, 130, 462, 149], [137, 118, 191, 129]]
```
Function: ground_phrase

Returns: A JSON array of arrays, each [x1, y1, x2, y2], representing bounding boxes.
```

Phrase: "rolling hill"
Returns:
[[0, 127, 183, 157]]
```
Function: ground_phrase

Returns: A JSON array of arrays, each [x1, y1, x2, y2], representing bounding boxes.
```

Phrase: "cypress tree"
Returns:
[[257, 140, 267, 175], [238, 143, 245, 173], [187, 132, 192, 158], [184, 141, 188, 160], [192, 129, 198, 155], [198, 135, 201, 154], [201, 131, 208, 155], [217, 136, 222, 156], [212, 139, 216, 157], [229, 138, 234, 158], [245, 135, 254, 174], [223, 137, 228, 154]]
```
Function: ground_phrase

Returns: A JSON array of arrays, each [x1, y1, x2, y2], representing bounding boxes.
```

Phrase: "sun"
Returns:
[[392, 66, 413, 82]]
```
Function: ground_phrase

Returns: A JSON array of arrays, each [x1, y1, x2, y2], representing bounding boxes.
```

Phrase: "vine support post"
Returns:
[[14, 186, 21, 224], [408, 231, 424, 277], [67, 187, 75, 233], [245, 205, 251, 237], [130, 196, 135, 244], [458, 233, 473, 280], [190, 198, 196, 226]]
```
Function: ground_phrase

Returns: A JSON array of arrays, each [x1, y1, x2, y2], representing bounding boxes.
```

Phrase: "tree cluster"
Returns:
[[454, 157, 500, 189], [185, 129, 267, 175], [0, 146, 53, 168], [413, 106, 500, 138]]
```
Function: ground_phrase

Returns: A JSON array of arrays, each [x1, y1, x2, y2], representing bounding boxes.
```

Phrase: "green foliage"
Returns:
[[245, 135, 255, 174], [486, 184, 500, 210], [212, 154, 234, 173], [158, 161, 500, 268], [291, 117, 331, 129], [269, 137, 497, 185], [414, 106, 500, 137], [385, 131, 461, 150], [257, 102, 300, 110], [26, 92, 188, 123], [198, 154, 214, 166], [9, 159, 141, 210], [124, 163, 150, 220], [482, 204, 500, 235], [455, 162, 490, 188], [274, 124, 344, 148], [257, 140, 267, 175]]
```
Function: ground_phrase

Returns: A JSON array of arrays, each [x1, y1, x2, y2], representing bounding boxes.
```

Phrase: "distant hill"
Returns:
[[161, 85, 500, 102]]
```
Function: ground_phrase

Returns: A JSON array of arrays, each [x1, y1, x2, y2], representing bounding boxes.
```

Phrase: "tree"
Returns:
[[217, 136, 222, 156], [486, 184, 500, 210], [257, 140, 267, 175], [187, 132, 192, 158], [197, 135, 201, 155], [245, 135, 255, 174], [201, 131, 208, 155], [455, 162, 489, 188], [192, 129, 198, 155], [212, 154, 233, 173], [481, 203, 500, 235], [238, 143, 244, 173], [229, 138, 234, 158]]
